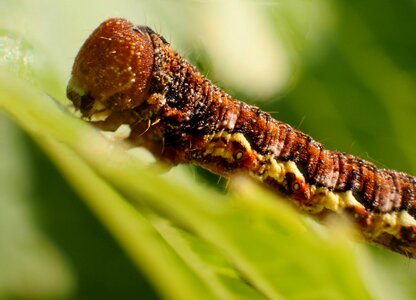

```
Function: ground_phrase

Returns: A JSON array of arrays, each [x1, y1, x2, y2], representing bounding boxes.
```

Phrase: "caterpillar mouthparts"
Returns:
[[67, 18, 416, 258]]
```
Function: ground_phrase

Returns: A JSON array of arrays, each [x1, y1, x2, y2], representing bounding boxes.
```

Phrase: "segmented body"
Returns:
[[67, 18, 416, 257]]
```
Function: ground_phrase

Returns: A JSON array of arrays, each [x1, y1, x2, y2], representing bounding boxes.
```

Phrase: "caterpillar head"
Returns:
[[67, 18, 154, 119]]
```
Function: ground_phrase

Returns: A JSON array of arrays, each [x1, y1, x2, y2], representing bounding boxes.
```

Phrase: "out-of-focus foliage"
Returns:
[[0, 1, 416, 299]]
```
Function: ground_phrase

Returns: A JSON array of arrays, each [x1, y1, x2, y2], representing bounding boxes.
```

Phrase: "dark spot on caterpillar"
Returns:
[[67, 18, 416, 258], [401, 226, 416, 241], [79, 94, 94, 115], [285, 172, 297, 191], [285, 172, 310, 200]]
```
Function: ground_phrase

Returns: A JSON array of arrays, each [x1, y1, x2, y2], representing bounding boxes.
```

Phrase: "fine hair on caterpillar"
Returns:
[[67, 18, 416, 258]]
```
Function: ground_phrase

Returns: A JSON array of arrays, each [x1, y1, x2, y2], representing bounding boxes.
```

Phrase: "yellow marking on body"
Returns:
[[397, 210, 416, 227], [310, 189, 416, 241], [326, 190, 365, 212], [322, 191, 340, 211], [306, 189, 416, 242], [255, 157, 369, 215], [203, 132, 252, 161], [340, 191, 364, 207], [265, 158, 283, 182], [263, 158, 305, 184], [369, 211, 416, 238], [210, 147, 234, 160], [201, 132, 416, 244]]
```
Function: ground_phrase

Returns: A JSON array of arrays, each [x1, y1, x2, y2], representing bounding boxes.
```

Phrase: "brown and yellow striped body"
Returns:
[[67, 18, 416, 257]]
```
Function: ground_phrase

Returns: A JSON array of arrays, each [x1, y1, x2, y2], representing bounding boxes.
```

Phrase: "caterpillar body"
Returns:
[[67, 18, 416, 258]]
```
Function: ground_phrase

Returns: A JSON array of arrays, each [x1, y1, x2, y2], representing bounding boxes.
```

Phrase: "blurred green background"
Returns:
[[1, 0, 416, 299]]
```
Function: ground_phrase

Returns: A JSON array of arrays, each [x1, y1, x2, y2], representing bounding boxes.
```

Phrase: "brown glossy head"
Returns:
[[67, 18, 154, 117]]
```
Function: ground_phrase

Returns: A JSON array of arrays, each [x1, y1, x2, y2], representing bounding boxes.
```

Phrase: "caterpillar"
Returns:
[[67, 18, 416, 258]]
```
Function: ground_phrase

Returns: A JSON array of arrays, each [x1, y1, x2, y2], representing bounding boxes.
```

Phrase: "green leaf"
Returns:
[[0, 31, 73, 300], [0, 115, 74, 300]]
